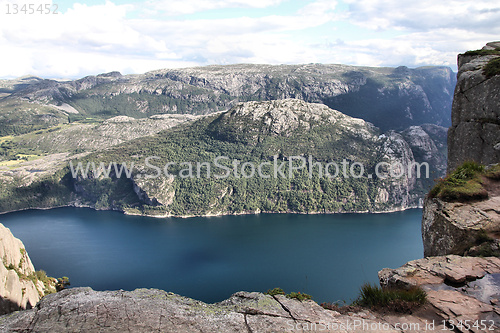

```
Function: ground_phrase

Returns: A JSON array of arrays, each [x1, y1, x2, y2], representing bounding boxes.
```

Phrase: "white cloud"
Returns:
[[312, 28, 496, 70], [147, 0, 286, 16], [0, 0, 497, 78], [344, 0, 500, 33]]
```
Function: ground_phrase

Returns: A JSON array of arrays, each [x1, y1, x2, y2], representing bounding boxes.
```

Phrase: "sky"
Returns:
[[0, 0, 499, 79]]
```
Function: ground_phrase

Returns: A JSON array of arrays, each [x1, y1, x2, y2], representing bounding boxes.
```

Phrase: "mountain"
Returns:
[[0, 99, 447, 216], [0, 64, 455, 136]]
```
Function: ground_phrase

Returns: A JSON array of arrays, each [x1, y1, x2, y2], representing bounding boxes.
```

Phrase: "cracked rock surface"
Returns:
[[379, 255, 500, 332], [0, 288, 400, 333]]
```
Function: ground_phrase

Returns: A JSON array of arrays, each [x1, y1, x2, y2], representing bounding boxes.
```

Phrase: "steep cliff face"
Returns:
[[448, 41, 500, 171], [0, 224, 55, 315], [422, 42, 500, 257]]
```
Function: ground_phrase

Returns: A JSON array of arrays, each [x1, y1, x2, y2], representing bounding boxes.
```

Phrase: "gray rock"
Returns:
[[448, 43, 500, 171], [422, 195, 500, 257], [0, 288, 400, 333], [379, 256, 500, 332]]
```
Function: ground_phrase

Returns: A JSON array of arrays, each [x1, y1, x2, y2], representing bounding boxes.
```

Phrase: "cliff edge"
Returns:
[[0, 224, 56, 315], [448, 41, 500, 172], [423, 42, 500, 257]]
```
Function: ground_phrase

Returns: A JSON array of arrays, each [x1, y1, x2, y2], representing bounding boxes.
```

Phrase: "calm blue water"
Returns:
[[1, 208, 423, 304]]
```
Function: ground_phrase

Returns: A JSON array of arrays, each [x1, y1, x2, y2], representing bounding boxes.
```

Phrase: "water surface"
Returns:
[[1, 208, 423, 304]]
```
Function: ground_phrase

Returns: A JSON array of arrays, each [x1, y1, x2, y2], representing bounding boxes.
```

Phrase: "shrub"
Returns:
[[483, 57, 500, 79], [56, 276, 70, 291], [266, 288, 312, 301], [265, 287, 285, 296], [354, 283, 426, 313], [286, 291, 312, 301], [476, 229, 494, 245]]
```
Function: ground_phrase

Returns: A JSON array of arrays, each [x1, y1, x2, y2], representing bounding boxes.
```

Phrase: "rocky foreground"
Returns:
[[0, 255, 498, 332]]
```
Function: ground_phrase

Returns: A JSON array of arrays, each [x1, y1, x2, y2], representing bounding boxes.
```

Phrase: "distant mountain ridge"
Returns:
[[0, 64, 456, 136]]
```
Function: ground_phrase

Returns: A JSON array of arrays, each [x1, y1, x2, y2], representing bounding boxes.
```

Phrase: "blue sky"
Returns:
[[0, 0, 498, 78]]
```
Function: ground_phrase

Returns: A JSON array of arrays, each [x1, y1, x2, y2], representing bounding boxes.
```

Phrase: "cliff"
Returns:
[[422, 42, 500, 257], [447, 41, 500, 171], [0, 224, 56, 315]]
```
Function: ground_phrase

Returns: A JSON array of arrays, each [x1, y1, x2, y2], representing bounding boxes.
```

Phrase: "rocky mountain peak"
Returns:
[[227, 99, 367, 134], [207, 99, 375, 144]]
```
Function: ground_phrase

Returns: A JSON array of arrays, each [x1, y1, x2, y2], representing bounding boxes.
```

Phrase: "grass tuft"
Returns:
[[429, 161, 489, 202], [463, 49, 500, 56], [354, 283, 426, 313], [483, 57, 500, 79]]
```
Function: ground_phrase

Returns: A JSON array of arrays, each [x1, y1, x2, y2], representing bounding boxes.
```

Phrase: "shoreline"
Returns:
[[0, 203, 423, 218]]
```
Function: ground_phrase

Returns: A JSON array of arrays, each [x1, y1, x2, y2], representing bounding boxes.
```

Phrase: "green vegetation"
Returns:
[[0, 172, 73, 213], [429, 161, 489, 201], [484, 57, 500, 79], [27, 270, 59, 296], [61, 110, 393, 216], [353, 283, 426, 313], [476, 229, 494, 245], [265, 287, 285, 296], [2, 257, 59, 297], [286, 291, 312, 301], [56, 276, 70, 291], [0, 96, 440, 215], [265, 287, 312, 301], [461, 47, 500, 79], [0, 99, 67, 136], [485, 164, 500, 180], [463, 48, 500, 56]]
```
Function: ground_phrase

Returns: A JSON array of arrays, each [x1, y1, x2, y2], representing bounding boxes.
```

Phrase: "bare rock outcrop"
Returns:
[[448, 41, 500, 172], [422, 192, 500, 257], [379, 255, 500, 332], [0, 224, 54, 315], [0, 288, 401, 333]]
